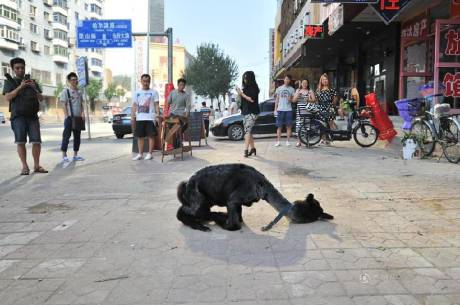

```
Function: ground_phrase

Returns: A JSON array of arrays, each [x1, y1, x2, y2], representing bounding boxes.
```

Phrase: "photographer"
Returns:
[[2, 57, 47, 175]]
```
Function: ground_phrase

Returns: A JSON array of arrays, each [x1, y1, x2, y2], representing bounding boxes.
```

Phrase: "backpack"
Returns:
[[5, 75, 40, 117]]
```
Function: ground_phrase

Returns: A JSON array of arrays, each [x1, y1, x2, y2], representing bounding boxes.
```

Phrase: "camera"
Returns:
[[24, 74, 31, 80]]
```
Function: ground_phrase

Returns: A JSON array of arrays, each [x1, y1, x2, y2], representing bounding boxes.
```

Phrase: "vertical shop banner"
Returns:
[[370, 0, 412, 25], [328, 5, 344, 36]]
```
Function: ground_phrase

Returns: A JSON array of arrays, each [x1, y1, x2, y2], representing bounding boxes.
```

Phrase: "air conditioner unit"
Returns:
[[46, 31, 53, 39], [29, 13, 36, 19], [32, 43, 40, 52]]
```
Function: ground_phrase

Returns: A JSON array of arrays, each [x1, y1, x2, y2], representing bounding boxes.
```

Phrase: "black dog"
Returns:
[[176, 164, 333, 231]]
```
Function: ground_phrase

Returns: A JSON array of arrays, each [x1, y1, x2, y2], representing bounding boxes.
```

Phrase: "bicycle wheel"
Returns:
[[411, 120, 435, 157], [442, 118, 460, 164], [298, 119, 322, 147], [353, 122, 379, 147]]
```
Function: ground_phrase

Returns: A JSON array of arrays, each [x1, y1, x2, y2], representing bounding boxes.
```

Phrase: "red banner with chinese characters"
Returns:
[[304, 25, 324, 39], [452, 0, 460, 18], [443, 72, 460, 98], [401, 13, 428, 39]]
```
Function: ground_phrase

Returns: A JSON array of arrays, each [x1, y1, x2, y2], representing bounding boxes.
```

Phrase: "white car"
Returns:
[[0, 112, 6, 124]]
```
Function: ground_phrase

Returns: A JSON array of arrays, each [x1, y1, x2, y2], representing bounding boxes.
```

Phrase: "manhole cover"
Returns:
[[27, 203, 72, 214]]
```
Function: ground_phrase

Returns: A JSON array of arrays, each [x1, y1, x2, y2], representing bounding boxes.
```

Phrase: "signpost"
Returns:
[[76, 19, 132, 48], [76, 56, 92, 139]]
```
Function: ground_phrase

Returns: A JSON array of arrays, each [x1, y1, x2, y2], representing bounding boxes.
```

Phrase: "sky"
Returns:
[[104, 0, 277, 100]]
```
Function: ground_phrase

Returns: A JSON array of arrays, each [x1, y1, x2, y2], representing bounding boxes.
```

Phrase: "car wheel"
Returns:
[[228, 124, 244, 141], [115, 133, 124, 139]]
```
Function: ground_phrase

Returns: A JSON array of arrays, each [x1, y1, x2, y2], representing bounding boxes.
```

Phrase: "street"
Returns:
[[0, 125, 459, 305]]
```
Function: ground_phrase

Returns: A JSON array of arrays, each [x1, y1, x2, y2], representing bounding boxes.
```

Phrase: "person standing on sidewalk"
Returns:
[[316, 73, 339, 145], [274, 75, 295, 146], [236, 71, 260, 158], [2, 57, 47, 175], [200, 101, 211, 137], [60, 72, 85, 163], [131, 74, 160, 161], [293, 79, 316, 147]]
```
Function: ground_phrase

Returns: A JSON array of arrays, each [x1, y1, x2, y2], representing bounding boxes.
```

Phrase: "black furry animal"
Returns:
[[176, 164, 333, 231]]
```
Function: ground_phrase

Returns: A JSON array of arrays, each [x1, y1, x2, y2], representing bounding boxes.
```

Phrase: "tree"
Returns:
[[184, 43, 238, 110], [112, 75, 132, 91], [104, 83, 116, 102], [86, 78, 102, 113], [116, 87, 126, 102]]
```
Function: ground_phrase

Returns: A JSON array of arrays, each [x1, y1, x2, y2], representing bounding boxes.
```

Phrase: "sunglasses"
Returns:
[[70, 78, 78, 81]]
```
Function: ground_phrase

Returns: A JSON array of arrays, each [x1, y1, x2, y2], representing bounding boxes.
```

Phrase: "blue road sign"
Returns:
[[76, 57, 88, 87], [76, 19, 132, 48]]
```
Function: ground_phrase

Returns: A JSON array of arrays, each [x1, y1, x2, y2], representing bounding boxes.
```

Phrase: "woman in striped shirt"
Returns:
[[293, 79, 316, 147]]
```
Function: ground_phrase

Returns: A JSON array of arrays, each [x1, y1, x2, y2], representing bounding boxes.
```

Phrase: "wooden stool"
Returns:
[[161, 117, 192, 162]]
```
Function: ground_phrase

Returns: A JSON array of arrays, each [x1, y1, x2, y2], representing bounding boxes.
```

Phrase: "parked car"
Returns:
[[210, 99, 296, 140], [112, 106, 132, 139], [0, 112, 6, 124]]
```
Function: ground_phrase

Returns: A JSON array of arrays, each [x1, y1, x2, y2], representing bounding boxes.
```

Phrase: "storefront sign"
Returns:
[[311, 0, 377, 3], [401, 13, 428, 39], [304, 25, 324, 38], [328, 5, 344, 36], [370, 0, 412, 25], [443, 72, 460, 97], [452, 0, 460, 18]]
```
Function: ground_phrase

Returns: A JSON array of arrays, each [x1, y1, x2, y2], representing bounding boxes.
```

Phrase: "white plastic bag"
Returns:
[[403, 139, 417, 160]]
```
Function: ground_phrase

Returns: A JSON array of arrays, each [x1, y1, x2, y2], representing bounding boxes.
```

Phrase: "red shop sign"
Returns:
[[304, 25, 324, 38], [401, 13, 428, 39], [443, 72, 460, 97]]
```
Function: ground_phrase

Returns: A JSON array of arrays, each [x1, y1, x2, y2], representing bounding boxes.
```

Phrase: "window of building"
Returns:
[[84, 3, 88, 10], [53, 0, 68, 9], [2, 62, 12, 77], [44, 11, 50, 22], [31, 41, 39, 52], [54, 29, 67, 41], [0, 25, 19, 42], [29, 5, 36, 16], [44, 45, 51, 55], [90, 3, 101, 15], [56, 73, 63, 85], [53, 12, 67, 25], [54, 45, 68, 56], [0, 5, 19, 22], [42, 71, 51, 84], [30, 23, 38, 34], [75, 12, 79, 20], [91, 58, 102, 67], [92, 71, 101, 78]]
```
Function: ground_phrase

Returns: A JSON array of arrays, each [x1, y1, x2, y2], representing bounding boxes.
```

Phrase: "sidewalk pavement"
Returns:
[[0, 119, 459, 305]]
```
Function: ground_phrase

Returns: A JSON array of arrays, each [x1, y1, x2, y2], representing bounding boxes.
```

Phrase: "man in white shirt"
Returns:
[[131, 74, 160, 161], [274, 75, 296, 146], [229, 98, 239, 115]]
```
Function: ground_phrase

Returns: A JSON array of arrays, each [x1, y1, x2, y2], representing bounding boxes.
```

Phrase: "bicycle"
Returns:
[[297, 101, 379, 148], [410, 97, 460, 164]]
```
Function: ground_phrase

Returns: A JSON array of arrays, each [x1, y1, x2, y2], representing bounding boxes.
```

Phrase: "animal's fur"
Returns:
[[176, 164, 333, 231]]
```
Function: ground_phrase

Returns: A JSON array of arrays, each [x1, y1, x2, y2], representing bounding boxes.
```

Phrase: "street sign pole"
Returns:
[[132, 28, 174, 84], [83, 87, 91, 140], [76, 56, 91, 139]]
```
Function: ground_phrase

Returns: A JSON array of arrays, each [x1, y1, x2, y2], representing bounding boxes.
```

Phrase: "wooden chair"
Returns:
[[161, 117, 192, 162]]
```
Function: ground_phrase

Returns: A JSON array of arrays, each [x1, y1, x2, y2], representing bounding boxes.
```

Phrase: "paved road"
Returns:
[[0, 119, 459, 304], [0, 121, 130, 184]]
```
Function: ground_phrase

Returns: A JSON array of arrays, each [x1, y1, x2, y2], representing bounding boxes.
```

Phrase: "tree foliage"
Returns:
[[104, 83, 116, 101], [86, 79, 102, 113], [184, 43, 238, 108], [112, 75, 131, 91]]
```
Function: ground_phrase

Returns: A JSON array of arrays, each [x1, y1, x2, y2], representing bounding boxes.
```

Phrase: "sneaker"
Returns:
[[73, 156, 85, 161], [62, 156, 70, 163], [144, 153, 152, 160], [285, 141, 291, 146], [274, 142, 281, 147], [132, 154, 143, 161]]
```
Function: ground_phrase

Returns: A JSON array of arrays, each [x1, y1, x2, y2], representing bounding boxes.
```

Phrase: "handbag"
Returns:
[[67, 89, 85, 131]]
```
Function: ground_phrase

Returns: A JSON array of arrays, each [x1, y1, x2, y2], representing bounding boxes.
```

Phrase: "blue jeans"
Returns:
[[61, 117, 81, 152]]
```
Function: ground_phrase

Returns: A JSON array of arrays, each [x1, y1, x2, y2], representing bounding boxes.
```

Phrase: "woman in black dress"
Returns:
[[236, 71, 260, 157], [316, 74, 339, 144]]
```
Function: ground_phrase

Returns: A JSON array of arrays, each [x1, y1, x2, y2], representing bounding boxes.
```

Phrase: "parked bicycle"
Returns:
[[297, 101, 379, 148], [410, 98, 460, 164]]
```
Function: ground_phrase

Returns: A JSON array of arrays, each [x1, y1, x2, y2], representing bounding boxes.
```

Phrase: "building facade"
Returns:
[[0, 0, 105, 115], [272, 0, 456, 114]]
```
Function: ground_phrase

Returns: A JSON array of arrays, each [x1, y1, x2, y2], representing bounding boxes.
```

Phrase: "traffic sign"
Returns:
[[76, 19, 132, 48], [370, 0, 412, 25], [76, 57, 88, 87]]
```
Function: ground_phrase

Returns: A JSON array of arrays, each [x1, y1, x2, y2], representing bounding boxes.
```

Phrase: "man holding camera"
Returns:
[[2, 57, 47, 175]]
